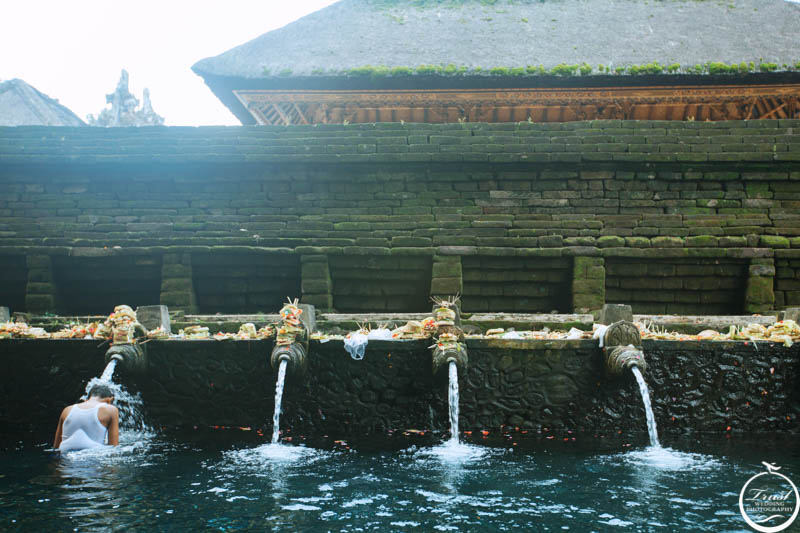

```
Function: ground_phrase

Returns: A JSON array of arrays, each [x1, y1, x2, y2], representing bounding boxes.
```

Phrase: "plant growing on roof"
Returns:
[[415, 64, 442, 75], [390, 66, 414, 76], [549, 63, 578, 76]]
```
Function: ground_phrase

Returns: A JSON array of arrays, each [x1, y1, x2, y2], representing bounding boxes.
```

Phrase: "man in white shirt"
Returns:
[[53, 384, 120, 451]]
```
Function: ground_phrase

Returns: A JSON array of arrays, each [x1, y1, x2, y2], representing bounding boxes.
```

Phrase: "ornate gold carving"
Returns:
[[233, 85, 800, 125]]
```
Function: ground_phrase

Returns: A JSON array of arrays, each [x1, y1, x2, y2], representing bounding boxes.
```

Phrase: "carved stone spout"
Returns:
[[430, 297, 468, 376], [431, 334, 468, 375], [270, 342, 308, 380], [269, 301, 314, 380], [104, 343, 147, 375], [602, 320, 647, 376]]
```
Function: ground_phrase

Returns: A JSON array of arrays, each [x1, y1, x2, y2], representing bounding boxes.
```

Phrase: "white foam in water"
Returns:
[[622, 446, 721, 471], [598, 515, 634, 527], [413, 439, 504, 463], [342, 497, 373, 508], [282, 503, 321, 511], [224, 443, 329, 467]]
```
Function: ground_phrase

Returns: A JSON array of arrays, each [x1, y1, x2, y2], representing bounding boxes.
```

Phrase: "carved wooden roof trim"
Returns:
[[233, 84, 800, 125]]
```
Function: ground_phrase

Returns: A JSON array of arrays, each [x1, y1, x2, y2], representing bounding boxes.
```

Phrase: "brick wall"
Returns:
[[775, 252, 800, 308], [52, 255, 162, 315], [192, 253, 300, 314], [605, 258, 748, 314], [0, 255, 26, 313], [461, 256, 571, 312], [0, 121, 798, 315], [329, 255, 432, 312]]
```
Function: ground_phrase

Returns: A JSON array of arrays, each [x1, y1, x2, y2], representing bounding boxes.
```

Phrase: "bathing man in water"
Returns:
[[53, 384, 119, 451]]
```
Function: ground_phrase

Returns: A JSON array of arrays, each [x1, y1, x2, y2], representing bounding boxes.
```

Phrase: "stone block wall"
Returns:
[[0, 121, 798, 315], [160, 253, 197, 314], [51, 255, 162, 315], [606, 258, 748, 314], [0, 255, 26, 313], [192, 252, 300, 314], [1, 338, 797, 438], [329, 255, 432, 312], [461, 255, 572, 312], [775, 251, 800, 308]]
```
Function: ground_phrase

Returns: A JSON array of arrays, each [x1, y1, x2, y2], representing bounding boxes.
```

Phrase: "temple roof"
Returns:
[[0, 79, 85, 127], [193, 0, 800, 81]]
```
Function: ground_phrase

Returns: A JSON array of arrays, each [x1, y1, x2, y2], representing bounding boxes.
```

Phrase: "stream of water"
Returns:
[[81, 370, 148, 432], [631, 366, 660, 448], [448, 360, 459, 443], [98, 359, 117, 384], [271, 359, 288, 444]]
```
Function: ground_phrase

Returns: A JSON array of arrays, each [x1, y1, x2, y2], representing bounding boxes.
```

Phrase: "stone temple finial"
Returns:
[[88, 70, 164, 127]]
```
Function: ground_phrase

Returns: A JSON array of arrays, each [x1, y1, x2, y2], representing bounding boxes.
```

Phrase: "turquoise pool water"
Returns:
[[1, 430, 798, 532]]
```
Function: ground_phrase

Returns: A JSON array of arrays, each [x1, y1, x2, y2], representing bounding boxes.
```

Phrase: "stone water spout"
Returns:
[[601, 319, 660, 446], [602, 320, 647, 376], [429, 297, 468, 377], [100, 305, 149, 377], [269, 301, 315, 381], [105, 343, 147, 375]]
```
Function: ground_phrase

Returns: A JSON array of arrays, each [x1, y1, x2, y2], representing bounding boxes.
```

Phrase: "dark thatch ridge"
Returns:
[[0, 79, 85, 127], [193, 0, 800, 80]]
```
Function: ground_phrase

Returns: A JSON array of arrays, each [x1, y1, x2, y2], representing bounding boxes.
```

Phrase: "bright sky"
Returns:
[[0, 1, 338, 126]]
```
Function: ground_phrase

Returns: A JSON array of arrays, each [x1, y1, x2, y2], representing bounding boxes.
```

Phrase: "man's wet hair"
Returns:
[[88, 384, 114, 399]]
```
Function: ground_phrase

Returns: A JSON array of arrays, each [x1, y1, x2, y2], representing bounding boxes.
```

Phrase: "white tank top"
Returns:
[[59, 404, 108, 451]]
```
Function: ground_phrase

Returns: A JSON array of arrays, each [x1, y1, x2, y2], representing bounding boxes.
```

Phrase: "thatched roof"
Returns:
[[193, 0, 800, 81], [0, 79, 85, 127]]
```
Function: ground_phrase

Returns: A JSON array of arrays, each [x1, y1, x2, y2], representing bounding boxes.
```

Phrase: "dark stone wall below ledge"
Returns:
[[0, 338, 797, 440]]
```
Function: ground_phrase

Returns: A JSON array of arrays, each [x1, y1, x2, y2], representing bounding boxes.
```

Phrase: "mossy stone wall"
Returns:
[[0, 121, 798, 314]]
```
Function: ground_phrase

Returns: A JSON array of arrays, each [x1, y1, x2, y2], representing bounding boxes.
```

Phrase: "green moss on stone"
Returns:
[[596, 235, 625, 248], [431, 277, 462, 294], [685, 235, 719, 247], [760, 235, 790, 248], [432, 261, 462, 278], [745, 276, 774, 311], [651, 236, 683, 248], [625, 237, 650, 248]]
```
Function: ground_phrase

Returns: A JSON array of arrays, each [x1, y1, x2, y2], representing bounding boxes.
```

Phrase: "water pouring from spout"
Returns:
[[271, 358, 289, 444], [448, 360, 460, 444], [630, 365, 659, 447], [99, 358, 118, 383]]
